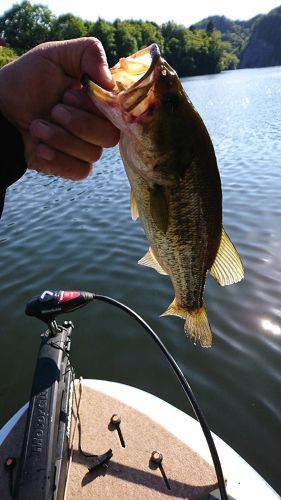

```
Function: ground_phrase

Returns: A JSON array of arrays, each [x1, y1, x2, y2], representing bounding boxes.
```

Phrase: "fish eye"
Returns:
[[162, 91, 180, 112]]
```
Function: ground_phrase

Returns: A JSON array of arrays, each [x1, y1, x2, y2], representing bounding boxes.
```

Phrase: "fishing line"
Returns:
[[93, 293, 228, 500], [71, 371, 100, 459]]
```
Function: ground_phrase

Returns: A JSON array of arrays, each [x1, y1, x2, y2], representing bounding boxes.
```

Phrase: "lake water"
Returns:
[[0, 66, 281, 494]]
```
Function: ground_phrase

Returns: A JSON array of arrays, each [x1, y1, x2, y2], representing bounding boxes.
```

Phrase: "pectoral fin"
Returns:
[[149, 185, 169, 233], [210, 227, 244, 286], [130, 190, 139, 220], [138, 247, 168, 275], [161, 299, 212, 348]]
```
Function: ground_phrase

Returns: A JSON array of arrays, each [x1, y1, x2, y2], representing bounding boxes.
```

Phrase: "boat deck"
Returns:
[[0, 379, 218, 499]]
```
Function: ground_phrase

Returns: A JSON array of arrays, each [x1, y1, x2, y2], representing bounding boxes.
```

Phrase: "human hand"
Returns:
[[0, 38, 120, 180]]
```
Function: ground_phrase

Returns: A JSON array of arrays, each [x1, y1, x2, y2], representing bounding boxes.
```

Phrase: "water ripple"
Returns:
[[0, 66, 281, 494]]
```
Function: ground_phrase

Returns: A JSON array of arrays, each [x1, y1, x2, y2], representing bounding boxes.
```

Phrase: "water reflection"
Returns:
[[261, 319, 281, 336]]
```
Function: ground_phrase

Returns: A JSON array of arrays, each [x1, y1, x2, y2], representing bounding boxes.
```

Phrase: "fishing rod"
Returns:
[[24, 289, 228, 500]]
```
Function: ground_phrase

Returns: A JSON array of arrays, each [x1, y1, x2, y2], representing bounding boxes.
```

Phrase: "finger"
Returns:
[[30, 119, 103, 163], [80, 37, 114, 88], [62, 88, 104, 117], [32, 144, 92, 180], [50, 104, 120, 148], [41, 37, 114, 90]]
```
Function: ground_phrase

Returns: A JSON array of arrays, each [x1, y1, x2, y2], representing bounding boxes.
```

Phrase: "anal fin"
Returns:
[[161, 299, 212, 348], [138, 247, 168, 275], [210, 227, 244, 286]]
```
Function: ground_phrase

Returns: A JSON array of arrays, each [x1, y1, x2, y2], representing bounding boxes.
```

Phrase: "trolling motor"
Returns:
[[25, 290, 95, 336], [15, 289, 228, 500], [14, 290, 94, 500]]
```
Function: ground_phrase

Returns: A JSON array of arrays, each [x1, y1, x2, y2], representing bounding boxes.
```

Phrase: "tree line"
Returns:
[[0, 1, 238, 75]]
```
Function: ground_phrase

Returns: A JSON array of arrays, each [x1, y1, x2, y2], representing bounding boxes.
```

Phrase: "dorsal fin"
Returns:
[[130, 190, 139, 220], [210, 227, 244, 286], [138, 247, 168, 275]]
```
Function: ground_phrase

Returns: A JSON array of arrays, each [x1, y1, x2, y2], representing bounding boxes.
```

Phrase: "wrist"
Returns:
[[0, 112, 27, 185]]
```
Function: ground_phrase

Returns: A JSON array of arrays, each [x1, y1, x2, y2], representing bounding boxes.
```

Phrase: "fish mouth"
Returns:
[[83, 44, 164, 119], [112, 43, 161, 90]]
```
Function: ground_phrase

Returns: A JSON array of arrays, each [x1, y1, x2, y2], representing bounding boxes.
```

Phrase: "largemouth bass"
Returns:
[[83, 44, 244, 347]]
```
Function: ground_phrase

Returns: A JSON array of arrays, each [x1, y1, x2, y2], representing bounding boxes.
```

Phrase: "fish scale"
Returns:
[[125, 158, 213, 319]]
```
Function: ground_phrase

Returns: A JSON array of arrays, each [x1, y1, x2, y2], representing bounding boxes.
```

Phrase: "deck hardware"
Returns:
[[88, 449, 113, 472], [4, 456, 17, 495], [150, 451, 171, 490], [110, 414, 126, 448]]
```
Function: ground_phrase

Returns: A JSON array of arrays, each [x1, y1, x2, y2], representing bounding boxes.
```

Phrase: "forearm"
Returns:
[[0, 112, 27, 218]]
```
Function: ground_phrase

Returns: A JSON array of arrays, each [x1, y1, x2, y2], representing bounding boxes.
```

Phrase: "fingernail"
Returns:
[[37, 144, 55, 161], [104, 66, 114, 82], [101, 66, 114, 89], [32, 121, 52, 140], [52, 105, 71, 125]]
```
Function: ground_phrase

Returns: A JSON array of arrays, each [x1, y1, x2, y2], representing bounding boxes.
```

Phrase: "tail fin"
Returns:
[[161, 299, 212, 348]]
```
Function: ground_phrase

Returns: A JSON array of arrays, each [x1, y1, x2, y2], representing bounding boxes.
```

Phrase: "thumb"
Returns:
[[80, 37, 114, 90], [41, 37, 114, 90]]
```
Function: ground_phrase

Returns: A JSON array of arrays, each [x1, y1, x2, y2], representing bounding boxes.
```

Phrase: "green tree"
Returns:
[[88, 18, 117, 66], [0, 1, 55, 50], [162, 22, 192, 73], [220, 49, 239, 70], [205, 30, 222, 73], [114, 20, 138, 58], [0, 47, 18, 68], [0, 4, 244, 76], [138, 21, 164, 51], [206, 20, 214, 35], [50, 13, 87, 41]]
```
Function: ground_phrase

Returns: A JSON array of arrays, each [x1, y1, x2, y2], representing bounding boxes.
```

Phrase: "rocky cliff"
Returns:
[[194, 6, 281, 69], [239, 7, 281, 68]]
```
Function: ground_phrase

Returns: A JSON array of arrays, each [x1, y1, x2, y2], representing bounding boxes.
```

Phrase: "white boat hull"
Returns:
[[0, 380, 279, 500]]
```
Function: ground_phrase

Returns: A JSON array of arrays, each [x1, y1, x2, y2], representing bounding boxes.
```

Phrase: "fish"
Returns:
[[83, 44, 244, 347]]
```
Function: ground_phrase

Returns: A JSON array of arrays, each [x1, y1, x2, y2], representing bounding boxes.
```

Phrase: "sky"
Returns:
[[0, 0, 280, 26]]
